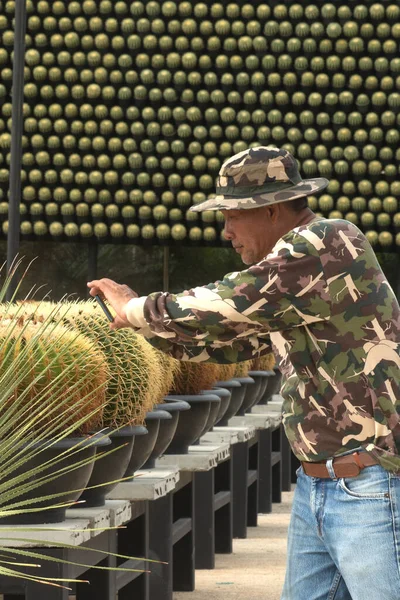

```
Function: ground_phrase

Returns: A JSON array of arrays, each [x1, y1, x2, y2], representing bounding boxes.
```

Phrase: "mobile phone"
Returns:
[[94, 295, 114, 322]]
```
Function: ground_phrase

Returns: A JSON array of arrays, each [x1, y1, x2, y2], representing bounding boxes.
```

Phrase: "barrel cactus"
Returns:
[[152, 348, 180, 398], [251, 353, 276, 371], [10, 301, 164, 428], [170, 361, 220, 394], [233, 361, 251, 377], [0, 309, 107, 436], [216, 363, 237, 382]]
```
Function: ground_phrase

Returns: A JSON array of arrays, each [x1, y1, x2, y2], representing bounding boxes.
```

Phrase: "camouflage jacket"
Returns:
[[125, 217, 400, 472]]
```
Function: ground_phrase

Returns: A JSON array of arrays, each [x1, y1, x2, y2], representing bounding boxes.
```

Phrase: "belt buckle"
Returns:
[[326, 458, 337, 479], [333, 454, 361, 479], [338, 462, 361, 478]]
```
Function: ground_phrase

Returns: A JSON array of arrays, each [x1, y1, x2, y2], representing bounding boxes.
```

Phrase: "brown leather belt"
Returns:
[[301, 452, 378, 479]]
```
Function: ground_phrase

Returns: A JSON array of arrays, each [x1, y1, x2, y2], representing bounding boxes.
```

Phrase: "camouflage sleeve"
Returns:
[[125, 226, 331, 350], [142, 333, 272, 364]]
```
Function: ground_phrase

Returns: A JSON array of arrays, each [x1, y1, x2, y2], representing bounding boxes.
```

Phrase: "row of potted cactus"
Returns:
[[0, 295, 280, 524]]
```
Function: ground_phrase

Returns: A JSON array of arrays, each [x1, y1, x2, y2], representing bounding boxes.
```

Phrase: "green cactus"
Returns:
[[48, 222, 63, 237], [109, 223, 124, 238], [79, 223, 92, 238], [216, 363, 236, 382], [352, 197, 367, 213], [171, 224, 187, 241], [344, 212, 358, 226], [328, 211, 342, 220], [189, 227, 202, 242], [156, 224, 170, 240], [64, 223, 79, 238], [0, 314, 107, 435], [382, 197, 398, 213], [33, 221, 48, 236], [392, 213, 400, 229], [378, 232, 393, 248], [171, 361, 219, 395], [185, 209, 198, 223], [20, 221, 33, 236], [234, 361, 251, 378], [29, 203, 44, 217], [360, 213, 375, 230], [93, 223, 108, 239], [365, 230, 379, 248], [45, 203, 58, 217], [125, 224, 139, 239], [336, 197, 351, 212], [319, 194, 334, 212], [27, 301, 164, 427], [153, 205, 168, 221], [105, 204, 119, 220], [141, 224, 155, 239], [203, 226, 217, 242]]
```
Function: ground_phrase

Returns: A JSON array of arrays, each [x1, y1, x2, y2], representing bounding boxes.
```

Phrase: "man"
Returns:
[[88, 146, 400, 600]]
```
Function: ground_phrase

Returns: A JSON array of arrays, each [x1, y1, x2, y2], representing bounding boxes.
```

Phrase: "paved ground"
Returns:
[[175, 488, 294, 600]]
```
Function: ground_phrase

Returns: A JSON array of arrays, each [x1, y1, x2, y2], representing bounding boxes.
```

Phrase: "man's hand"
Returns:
[[87, 278, 139, 330]]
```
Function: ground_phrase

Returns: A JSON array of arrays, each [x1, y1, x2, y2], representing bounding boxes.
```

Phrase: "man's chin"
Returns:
[[240, 253, 255, 266], [231, 245, 255, 265]]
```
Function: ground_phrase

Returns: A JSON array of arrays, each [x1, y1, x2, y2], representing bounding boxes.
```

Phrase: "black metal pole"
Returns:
[[163, 246, 169, 291], [87, 241, 98, 296], [397, 250, 400, 302], [6, 0, 27, 301]]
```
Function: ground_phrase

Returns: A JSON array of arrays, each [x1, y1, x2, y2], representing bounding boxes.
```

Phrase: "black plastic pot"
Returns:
[[257, 368, 282, 405], [235, 376, 257, 416], [142, 400, 190, 468], [255, 370, 274, 405], [248, 371, 273, 405], [248, 371, 273, 404], [213, 379, 245, 426], [164, 393, 220, 454], [123, 411, 171, 477], [77, 425, 147, 508], [203, 386, 231, 428], [254, 370, 273, 404], [191, 393, 221, 442], [0, 433, 111, 524], [269, 367, 283, 397]]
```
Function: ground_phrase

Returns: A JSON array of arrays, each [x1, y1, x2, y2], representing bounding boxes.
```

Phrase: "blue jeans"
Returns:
[[281, 464, 400, 600]]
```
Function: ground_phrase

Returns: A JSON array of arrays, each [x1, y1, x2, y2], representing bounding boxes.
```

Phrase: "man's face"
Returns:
[[221, 206, 278, 265]]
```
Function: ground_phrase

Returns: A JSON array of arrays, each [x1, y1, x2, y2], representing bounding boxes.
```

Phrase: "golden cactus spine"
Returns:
[[0, 318, 107, 436], [17, 300, 164, 427], [151, 347, 181, 399], [252, 353, 276, 371], [233, 360, 252, 377], [216, 363, 237, 382], [171, 361, 219, 394]]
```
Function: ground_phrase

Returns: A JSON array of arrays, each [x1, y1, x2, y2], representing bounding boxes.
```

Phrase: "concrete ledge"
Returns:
[[107, 467, 180, 501], [104, 499, 132, 527], [252, 394, 283, 412], [156, 442, 230, 471], [0, 518, 92, 547], [265, 413, 282, 428], [228, 414, 271, 430], [264, 401, 284, 412], [66, 505, 110, 530], [202, 428, 241, 446], [213, 424, 256, 443], [0, 500, 134, 548]]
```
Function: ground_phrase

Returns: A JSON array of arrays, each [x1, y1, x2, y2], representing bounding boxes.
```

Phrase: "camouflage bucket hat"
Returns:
[[189, 146, 329, 212]]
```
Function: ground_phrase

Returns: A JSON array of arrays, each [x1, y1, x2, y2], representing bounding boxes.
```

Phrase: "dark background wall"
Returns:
[[0, 240, 398, 302]]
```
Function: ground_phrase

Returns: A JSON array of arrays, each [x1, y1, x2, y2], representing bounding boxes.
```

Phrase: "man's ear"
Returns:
[[268, 203, 280, 224]]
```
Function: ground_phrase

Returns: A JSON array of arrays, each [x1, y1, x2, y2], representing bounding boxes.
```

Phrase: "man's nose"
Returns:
[[223, 222, 234, 240]]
